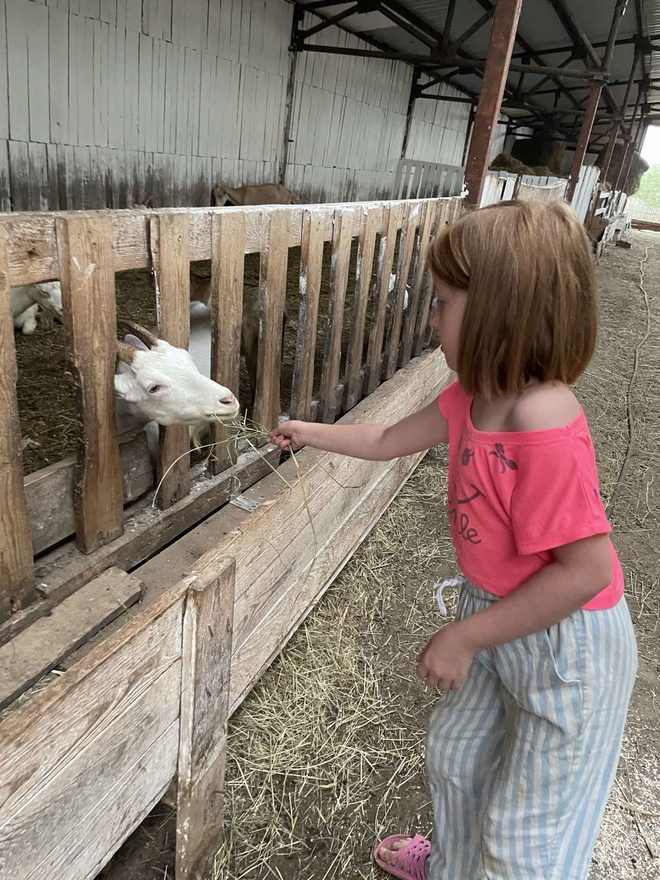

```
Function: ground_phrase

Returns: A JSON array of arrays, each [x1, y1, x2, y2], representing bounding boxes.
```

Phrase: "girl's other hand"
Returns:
[[268, 419, 306, 451], [416, 624, 476, 691]]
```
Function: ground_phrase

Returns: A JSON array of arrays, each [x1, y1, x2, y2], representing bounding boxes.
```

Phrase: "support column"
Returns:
[[566, 82, 602, 203], [464, 0, 523, 207]]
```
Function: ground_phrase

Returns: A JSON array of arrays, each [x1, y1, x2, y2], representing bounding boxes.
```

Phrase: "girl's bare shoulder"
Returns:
[[507, 382, 582, 432]]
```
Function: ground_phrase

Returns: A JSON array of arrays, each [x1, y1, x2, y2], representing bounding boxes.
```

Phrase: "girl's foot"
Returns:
[[373, 833, 430, 880]]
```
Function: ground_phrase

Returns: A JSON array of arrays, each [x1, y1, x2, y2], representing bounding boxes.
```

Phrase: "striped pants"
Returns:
[[426, 579, 637, 880]]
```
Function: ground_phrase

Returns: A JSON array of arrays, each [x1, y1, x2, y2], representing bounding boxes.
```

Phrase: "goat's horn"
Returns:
[[117, 319, 159, 349], [116, 340, 138, 363]]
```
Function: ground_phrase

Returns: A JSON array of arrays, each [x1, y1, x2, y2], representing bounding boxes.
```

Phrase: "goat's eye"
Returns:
[[148, 384, 162, 394]]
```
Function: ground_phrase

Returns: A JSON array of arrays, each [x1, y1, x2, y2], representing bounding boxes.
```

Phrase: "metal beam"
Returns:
[[566, 83, 603, 202], [511, 33, 660, 59], [465, 0, 523, 207], [441, 0, 457, 53], [450, 9, 494, 52], [297, 3, 360, 39]]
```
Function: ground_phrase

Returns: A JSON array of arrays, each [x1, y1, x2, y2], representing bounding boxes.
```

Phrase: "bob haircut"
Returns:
[[428, 199, 597, 398]]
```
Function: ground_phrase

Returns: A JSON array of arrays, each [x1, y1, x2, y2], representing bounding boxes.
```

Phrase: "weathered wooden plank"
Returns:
[[8, 139, 30, 212], [0, 227, 35, 619], [8, 689, 180, 880], [26, 1, 49, 145], [290, 210, 324, 421], [365, 202, 401, 395], [414, 199, 461, 356], [209, 211, 245, 474], [176, 556, 235, 880], [25, 432, 152, 556], [345, 206, 379, 410], [6, 0, 29, 142], [0, 598, 183, 822], [0, 200, 438, 286], [152, 212, 191, 507], [319, 207, 353, 423], [0, 567, 144, 711], [253, 210, 289, 430], [57, 214, 124, 553], [0, 0, 9, 142], [0, 446, 279, 647], [384, 202, 421, 380], [27, 142, 49, 212], [401, 199, 434, 366]]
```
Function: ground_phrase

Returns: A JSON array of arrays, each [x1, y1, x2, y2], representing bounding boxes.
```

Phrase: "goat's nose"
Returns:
[[221, 393, 237, 406]]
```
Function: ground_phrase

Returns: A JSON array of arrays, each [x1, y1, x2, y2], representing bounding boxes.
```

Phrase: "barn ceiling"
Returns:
[[292, 0, 660, 149]]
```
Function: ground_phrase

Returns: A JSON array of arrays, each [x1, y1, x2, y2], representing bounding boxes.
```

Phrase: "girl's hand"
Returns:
[[416, 624, 476, 691], [268, 419, 307, 451]]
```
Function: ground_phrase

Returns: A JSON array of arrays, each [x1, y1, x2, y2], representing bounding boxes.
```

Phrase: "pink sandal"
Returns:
[[373, 833, 430, 880]]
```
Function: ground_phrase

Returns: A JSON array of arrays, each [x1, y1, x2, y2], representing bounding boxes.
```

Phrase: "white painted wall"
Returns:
[[405, 80, 471, 167], [284, 12, 413, 202], [0, 0, 472, 210]]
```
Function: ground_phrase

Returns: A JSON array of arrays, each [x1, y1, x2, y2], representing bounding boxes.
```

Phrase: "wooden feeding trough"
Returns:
[[0, 194, 461, 879]]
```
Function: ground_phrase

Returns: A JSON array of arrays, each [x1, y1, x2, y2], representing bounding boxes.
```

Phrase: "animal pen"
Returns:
[[0, 194, 463, 880]]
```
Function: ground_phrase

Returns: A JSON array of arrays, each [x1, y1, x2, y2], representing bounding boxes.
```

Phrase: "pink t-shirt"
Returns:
[[439, 381, 624, 610]]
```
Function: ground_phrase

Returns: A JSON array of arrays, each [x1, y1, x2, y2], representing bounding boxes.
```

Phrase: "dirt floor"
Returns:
[[100, 230, 660, 880]]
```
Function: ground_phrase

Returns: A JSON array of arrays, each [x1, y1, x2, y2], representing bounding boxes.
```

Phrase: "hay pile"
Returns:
[[489, 152, 561, 178]]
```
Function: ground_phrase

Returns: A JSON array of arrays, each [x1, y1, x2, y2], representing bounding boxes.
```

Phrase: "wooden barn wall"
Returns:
[[0, 0, 472, 211], [284, 12, 412, 203], [405, 80, 472, 168]]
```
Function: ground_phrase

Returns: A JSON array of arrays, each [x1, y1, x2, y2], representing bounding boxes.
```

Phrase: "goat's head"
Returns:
[[34, 281, 63, 315], [115, 321, 239, 427]]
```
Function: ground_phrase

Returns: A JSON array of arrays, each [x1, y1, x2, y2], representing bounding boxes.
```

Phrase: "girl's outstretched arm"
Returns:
[[269, 399, 448, 461]]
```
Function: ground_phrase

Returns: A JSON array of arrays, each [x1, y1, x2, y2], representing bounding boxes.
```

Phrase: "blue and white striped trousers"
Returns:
[[426, 579, 637, 880]]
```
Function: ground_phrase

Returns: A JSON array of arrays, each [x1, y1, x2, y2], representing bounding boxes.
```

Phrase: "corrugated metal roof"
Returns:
[[296, 0, 660, 136]]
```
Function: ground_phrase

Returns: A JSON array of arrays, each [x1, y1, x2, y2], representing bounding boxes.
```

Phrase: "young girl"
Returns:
[[269, 200, 637, 880]]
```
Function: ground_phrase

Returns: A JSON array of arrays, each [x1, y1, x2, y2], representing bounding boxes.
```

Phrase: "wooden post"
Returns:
[[176, 556, 235, 880], [209, 212, 245, 475], [57, 214, 124, 553], [365, 203, 400, 395], [566, 83, 603, 203], [464, 0, 523, 207], [401, 199, 434, 367], [319, 208, 353, 423], [384, 202, 420, 380], [152, 213, 191, 508], [253, 211, 289, 430], [344, 207, 379, 411], [291, 210, 324, 421], [0, 228, 35, 618]]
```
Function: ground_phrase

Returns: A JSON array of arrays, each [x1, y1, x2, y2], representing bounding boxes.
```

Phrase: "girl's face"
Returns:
[[429, 278, 467, 371]]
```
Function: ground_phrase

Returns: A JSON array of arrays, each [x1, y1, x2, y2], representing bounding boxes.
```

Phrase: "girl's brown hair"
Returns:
[[428, 199, 597, 398]]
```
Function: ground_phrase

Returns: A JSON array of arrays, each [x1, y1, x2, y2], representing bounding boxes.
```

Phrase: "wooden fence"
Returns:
[[394, 158, 464, 200], [0, 195, 462, 632], [0, 196, 461, 880]]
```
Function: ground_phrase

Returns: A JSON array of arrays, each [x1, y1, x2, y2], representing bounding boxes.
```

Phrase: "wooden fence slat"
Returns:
[[0, 228, 35, 619], [253, 210, 288, 430], [320, 207, 354, 423], [210, 211, 245, 474], [345, 207, 379, 410], [384, 202, 420, 380], [290, 209, 324, 421], [414, 200, 452, 356], [152, 212, 191, 508], [400, 200, 434, 366], [56, 214, 124, 554], [176, 556, 235, 880], [365, 202, 401, 395]]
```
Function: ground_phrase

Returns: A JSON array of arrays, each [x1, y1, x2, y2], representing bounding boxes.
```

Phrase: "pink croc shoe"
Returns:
[[373, 833, 430, 880]]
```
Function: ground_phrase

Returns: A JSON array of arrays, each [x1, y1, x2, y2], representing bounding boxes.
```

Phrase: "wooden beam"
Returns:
[[0, 226, 35, 618], [464, 0, 523, 207], [152, 213, 192, 508], [0, 567, 144, 711], [566, 83, 602, 202], [176, 556, 234, 880], [57, 214, 124, 553]]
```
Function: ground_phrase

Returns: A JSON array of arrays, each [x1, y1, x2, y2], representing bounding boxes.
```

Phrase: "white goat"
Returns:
[[11, 282, 63, 334], [114, 321, 239, 438]]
